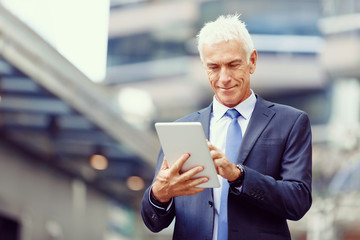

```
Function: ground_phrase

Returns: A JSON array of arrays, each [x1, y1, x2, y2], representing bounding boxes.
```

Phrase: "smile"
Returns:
[[219, 86, 236, 90]]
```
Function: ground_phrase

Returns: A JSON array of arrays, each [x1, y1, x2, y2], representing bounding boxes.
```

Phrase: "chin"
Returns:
[[216, 94, 240, 107], [221, 101, 238, 108]]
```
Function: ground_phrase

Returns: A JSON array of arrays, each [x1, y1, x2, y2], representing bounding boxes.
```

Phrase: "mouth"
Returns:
[[219, 86, 236, 90]]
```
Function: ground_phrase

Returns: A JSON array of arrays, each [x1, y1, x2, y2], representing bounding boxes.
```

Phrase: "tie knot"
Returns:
[[226, 108, 240, 119]]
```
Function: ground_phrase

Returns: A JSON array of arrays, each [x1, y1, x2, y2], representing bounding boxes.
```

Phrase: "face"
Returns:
[[201, 39, 257, 108]]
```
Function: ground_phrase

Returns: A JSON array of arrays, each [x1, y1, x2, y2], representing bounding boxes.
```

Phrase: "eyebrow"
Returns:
[[228, 59, 243, 64], [206, 63, 218, 67], [206, 59, 243, 67]]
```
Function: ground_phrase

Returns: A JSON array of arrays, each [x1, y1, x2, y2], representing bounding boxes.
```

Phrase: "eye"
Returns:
[[207, 64, 219, 70], [229, 63, 240, 68], [229, 61, 242, 68]]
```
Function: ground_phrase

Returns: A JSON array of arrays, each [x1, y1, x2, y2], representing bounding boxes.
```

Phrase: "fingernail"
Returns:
[[183, 153, 190, 158]]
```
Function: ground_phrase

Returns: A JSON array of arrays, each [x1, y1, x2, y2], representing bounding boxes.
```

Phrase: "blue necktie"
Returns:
[[217, 109, 242, 240]]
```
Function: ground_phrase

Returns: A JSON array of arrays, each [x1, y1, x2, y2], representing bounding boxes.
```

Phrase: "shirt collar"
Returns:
[[212, 90, 256, 122]]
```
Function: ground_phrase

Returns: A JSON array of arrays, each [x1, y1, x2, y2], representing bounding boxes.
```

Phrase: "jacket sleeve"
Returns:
[[141, 186, 175, 232], [231, 112, 312, 220]]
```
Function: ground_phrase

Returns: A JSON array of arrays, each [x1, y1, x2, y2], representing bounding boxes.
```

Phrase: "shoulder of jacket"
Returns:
[[175, 104, 212, 122], [257, 95, 306, 117]]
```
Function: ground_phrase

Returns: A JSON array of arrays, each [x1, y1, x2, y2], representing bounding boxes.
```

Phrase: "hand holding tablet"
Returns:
[[155, 122, 220, 188]]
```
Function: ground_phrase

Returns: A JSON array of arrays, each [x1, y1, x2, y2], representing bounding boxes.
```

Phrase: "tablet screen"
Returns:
[[155, 122, 220, 188]]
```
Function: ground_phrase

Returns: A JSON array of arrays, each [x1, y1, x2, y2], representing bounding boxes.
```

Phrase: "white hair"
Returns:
[[196, 14, 254, 62]]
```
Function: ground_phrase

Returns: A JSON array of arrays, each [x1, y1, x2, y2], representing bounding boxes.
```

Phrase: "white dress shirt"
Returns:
[[210, 90, 256, 240]]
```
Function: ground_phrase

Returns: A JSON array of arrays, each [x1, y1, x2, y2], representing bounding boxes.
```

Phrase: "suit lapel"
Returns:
[[197, 104, 212, 139], [238, 96, 275, 165]]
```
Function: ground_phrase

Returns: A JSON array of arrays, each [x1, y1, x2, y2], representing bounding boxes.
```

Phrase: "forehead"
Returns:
[[202, 39, 247, 64]]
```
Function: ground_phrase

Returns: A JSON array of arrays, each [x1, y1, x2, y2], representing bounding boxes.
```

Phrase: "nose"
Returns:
[[219, 66, 231, 84]]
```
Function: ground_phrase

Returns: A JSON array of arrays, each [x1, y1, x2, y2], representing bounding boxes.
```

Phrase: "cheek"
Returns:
[[235, 70, 250, 84], [207, 71, 218, 80], [207, 73, 218, 86], [209, 79, 216, 91]]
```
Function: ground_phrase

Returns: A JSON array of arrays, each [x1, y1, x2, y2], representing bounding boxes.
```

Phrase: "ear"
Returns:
[[249, 50, 257, 74]]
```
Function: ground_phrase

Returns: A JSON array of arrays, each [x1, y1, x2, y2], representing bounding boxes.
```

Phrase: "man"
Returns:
[[141, 14, 312, 240]]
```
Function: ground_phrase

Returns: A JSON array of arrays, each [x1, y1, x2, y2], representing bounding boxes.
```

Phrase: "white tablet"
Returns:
[[155, 122, 220, 188]]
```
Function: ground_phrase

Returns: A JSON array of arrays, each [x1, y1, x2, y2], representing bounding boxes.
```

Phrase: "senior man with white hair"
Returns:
[[141, 14, 312, 240]]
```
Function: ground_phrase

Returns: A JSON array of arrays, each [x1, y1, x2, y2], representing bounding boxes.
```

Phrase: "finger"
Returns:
[[170, 153, 190, 174], [175, 178, 208, 195], [213, 158, 224, 171], [160, 157, 169, 170], [190, 176, 209, 187], [207, 141, 219, 152], [173, 186, 206, 198], [213, 156, 231, 168], [179, 165, 204, 181], [210, 149, 223, 160]]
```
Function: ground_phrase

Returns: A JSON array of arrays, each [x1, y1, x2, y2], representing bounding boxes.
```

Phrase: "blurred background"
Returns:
[[0, 0, 359, 239]]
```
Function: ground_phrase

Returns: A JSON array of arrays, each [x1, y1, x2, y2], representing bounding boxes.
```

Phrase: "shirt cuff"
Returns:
[[149, 188, 173, 212]]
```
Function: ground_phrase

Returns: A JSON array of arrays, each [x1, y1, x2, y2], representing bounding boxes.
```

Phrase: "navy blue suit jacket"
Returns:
[[141, 95, 312, 240]]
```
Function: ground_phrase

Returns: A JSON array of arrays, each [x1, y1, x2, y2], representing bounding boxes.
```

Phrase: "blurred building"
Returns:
[[0, 0, 360, 239]]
